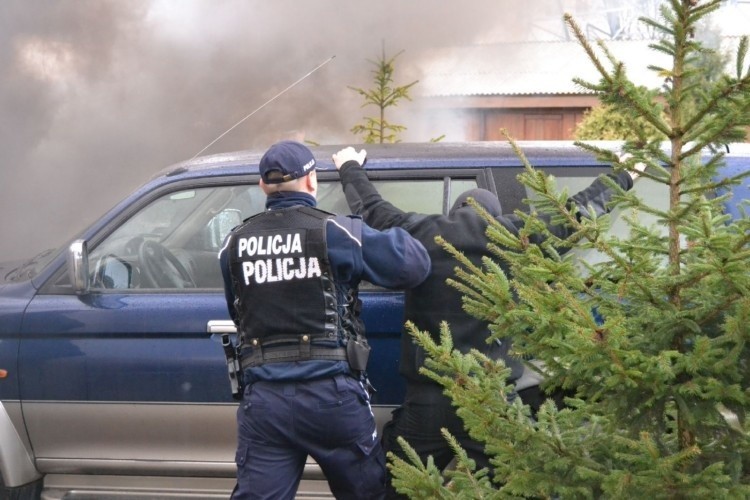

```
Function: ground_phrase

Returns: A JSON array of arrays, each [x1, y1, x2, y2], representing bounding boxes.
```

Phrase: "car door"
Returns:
[[18, 179, 264, 477]]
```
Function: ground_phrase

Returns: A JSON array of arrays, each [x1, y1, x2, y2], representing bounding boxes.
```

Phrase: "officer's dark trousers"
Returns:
[[381, 383, 492, 499], [231, 374, 386, 500]]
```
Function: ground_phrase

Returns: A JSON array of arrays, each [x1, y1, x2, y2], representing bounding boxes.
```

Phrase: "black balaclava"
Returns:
[[449, 188, 502, 217]]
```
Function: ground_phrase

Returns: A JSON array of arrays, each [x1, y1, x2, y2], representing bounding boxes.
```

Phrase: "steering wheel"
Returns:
[[137, 240, 196, 288]]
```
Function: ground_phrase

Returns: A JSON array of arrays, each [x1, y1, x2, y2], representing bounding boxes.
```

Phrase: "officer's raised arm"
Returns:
[[359, 223, 430, 289], [333, 146, 416, 231]]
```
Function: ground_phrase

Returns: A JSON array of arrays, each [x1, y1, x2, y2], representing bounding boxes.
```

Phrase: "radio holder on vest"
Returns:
[[346, 336, 370, 372]]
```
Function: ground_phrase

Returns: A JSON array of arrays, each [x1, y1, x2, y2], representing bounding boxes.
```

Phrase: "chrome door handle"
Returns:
[[207, 320, 237, 334]]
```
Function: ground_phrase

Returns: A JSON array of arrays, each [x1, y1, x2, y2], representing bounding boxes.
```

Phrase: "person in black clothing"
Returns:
[[332, 145, 643, 498], [219, 141, 430, 500]]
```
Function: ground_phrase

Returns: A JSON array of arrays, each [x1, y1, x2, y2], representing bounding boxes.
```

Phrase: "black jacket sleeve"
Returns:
[[338, 160, 422, 231], [570, 171, 633, 221], [340, 158, 633, 248]]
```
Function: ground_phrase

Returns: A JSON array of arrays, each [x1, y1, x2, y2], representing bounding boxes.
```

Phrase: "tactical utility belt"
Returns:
[[240, 334, 348, 369]]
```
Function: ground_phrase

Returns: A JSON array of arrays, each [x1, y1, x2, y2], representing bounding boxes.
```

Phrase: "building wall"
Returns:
[[421, 95, 599, 141], [421, 95, 750, 142], [481, 108, 587, 141]]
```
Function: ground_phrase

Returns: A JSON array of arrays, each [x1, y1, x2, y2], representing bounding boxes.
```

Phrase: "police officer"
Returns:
[[332, 145, 643, 499], [219, 140, 430, 500]]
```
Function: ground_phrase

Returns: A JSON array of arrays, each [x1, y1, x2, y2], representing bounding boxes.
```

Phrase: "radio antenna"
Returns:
[[190, 55, 336, 160]]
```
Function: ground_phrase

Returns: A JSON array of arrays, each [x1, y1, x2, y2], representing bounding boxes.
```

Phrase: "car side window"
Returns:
[[87, 176, 477, 291], [88, 184, 264, 290], [316, 176, 479, 291], [316, 177, 478, 215], [526, 175, 669, 269]]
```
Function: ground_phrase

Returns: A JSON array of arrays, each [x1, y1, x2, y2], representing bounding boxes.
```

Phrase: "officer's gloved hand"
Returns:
[[333, 147, 366, 170], [618, 152, 647, 180]]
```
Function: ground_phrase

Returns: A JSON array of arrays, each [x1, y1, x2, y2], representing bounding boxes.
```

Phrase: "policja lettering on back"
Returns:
[[236, 230, 322, 285], [237, 232, 303, 257]]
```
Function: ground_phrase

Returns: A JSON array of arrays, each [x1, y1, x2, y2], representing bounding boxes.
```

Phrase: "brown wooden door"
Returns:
[[524, 113, 563, 139]]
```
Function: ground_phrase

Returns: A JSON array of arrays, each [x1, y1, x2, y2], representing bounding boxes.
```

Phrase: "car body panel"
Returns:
[[1, 141, 747, 497]]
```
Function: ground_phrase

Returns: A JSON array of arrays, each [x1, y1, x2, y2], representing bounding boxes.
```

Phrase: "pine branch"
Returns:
[[565, 15, 673, 137], [680, 65, 750, 148], [388, 438, 452, 499]]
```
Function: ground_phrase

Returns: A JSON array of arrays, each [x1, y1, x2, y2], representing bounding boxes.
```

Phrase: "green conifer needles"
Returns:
[[389, 1, 750, 497]]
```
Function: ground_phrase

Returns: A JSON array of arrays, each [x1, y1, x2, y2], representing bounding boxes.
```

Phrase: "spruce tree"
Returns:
[[388, 1, 750, 498], [574, 21, 730, 142], [349, 43, 418, 144]]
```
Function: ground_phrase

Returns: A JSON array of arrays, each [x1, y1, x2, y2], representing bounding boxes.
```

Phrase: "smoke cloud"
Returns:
[[0, 0, 541, 261], [4, 1, 742, 261]]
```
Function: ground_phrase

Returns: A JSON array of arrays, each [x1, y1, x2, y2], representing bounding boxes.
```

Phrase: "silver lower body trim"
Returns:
[[41, 473, 332, 500], [35, 457, 325, 480]]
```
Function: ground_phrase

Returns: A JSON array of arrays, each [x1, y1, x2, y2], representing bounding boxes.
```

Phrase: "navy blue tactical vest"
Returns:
[[228, 206, 348, 368]]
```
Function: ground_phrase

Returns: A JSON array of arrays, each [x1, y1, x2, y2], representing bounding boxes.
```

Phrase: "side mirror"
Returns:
[[68, 239, 89, 295]]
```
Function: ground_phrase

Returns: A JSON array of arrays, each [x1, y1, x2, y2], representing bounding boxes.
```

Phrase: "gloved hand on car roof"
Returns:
[[333, 147, 367, 170], [618, 152, 647, 180]]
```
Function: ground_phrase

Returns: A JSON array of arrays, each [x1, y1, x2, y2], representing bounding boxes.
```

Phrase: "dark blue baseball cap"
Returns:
[[258, 140, 317, 184]]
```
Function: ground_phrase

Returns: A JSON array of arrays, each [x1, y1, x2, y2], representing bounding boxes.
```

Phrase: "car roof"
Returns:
[[154, 141, 626, 180], [151, 140, 750, 185]]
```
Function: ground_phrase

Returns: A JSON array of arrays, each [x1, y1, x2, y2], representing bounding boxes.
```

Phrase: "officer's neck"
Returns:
[[265, 191, 316, 210]]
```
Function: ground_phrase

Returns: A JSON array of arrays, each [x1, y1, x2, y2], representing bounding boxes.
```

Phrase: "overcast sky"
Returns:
[[1, 0, 748, 262]]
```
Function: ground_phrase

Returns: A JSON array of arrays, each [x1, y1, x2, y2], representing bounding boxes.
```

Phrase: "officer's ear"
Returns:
[[259, 179, 275, 195], [306, 170, 318, 194]]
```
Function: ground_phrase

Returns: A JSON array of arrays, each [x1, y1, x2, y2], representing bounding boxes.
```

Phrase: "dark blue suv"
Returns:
[[1, 141, 748, 498]]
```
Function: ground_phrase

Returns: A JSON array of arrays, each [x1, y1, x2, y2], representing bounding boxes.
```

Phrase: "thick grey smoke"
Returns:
[[1, 0, 551, 261], [8, 0, 743, 261]]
